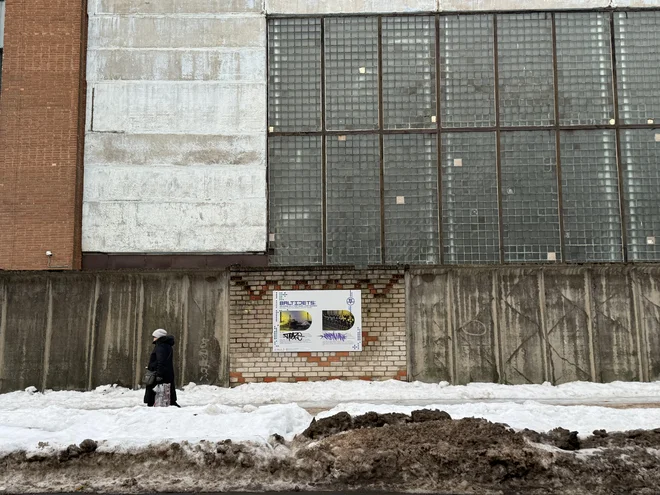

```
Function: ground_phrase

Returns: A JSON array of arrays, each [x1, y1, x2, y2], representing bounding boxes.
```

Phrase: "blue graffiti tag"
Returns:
[[321, 332, 347, 342]]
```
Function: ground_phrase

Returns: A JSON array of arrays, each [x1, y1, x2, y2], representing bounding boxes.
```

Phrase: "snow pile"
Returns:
[[0, 402, 311, 455], [5, 379, 660, 411], [2, 380, 660, 455]]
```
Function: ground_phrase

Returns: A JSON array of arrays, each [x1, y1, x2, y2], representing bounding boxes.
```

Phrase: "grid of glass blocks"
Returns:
[[556, 13, 614, 126], [620, 129, 660, 261], [268, 137, 324, 266], [442, 132, 500, 264], [500, 131, 561, 262], [615, 12, 660, 125], [325, 17, 379, 130], [383, 134, 439, 264], [326, 135, 382, 265], [266, 12, 660, 267], [497, 13, 555, 127], [268, 19, 322, 132], [560, 130, 623, 262], [440, 15, 496, 128], [382, 16, 436, 130]]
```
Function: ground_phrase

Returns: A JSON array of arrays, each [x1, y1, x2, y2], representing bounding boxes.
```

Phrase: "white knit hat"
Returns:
[[152, 328, 167, 339]]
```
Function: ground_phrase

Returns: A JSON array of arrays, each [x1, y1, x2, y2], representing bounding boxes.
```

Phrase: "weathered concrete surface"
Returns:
[[0, 2, 4, 48], [408, 266, 660, 385], [90, 83, 264, 134], [87, 49, 265, 82], [266, 0, 660, 13], [88, 17, 264, 49], [439, 0, 610, 10], [0, 272, 229, 393], [83, 2, 267, 254], [634, 268, 660, 382], [84, 134, 264, 167], [265, 0, 436, 13], [90, 0, 264, 14]]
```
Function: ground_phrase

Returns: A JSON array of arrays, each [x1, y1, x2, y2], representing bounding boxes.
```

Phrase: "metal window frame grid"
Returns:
[[267, 9, 660, 266]]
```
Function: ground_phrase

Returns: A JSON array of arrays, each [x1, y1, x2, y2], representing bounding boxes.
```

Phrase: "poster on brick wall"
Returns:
[[272, 290, 362, 352]]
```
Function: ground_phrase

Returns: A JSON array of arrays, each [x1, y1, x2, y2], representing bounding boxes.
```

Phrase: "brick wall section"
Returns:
[[0, 0, 87, 270], [229, 267, 407, 385]]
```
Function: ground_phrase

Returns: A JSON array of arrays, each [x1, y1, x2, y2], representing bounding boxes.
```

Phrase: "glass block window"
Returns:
[[440, 15, 495, 128], [615, 12, 660, 125], [621, 129, 660, 261], [325, 17, 379, 131], [268, 137, 323, 265], [383, 134, 439, 264], [560, 130, 623, 262], [266, 12, 660, 267], [382, 16, 436, 130], [442, 132, 500, 264], [556, 13, 614, 126], [501, 131, 561, 262], [326, 135, 381, 265], [268, 19, 322, 132], [497, 13, 555, 127]]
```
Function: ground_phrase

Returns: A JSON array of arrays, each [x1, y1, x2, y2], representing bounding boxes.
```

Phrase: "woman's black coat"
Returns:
[[143, 335, 178, 406]]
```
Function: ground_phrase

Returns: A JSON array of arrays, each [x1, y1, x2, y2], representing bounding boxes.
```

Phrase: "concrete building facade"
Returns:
[[1, 0, 660, 391]]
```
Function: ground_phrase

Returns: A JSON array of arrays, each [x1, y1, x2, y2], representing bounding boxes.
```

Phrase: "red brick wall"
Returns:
[[229, 267, 407, 385], [0, 0, 87, 270]]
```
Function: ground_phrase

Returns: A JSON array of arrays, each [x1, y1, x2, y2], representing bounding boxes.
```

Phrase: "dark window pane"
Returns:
[[440, 15, 495, 128], [325, 18, 379, 131], [442, 132, 500, 264], [326, 135, 381, 265], [615, 12, 660, 125], [268, 137, 323, 265], [382, 16, 436, 130], [501, 131, 561, 262], [384, 134, 439, 264], [268, 19, 322, 132], [556, 13, 614, 126], [621, 129, 660, 261], [560, 130, 622, 262], [498, 13, 554, 127]]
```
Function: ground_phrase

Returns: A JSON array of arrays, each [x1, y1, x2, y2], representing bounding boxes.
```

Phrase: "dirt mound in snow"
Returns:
[[301, 408, 449, 439], [3, 410, 660, 494]]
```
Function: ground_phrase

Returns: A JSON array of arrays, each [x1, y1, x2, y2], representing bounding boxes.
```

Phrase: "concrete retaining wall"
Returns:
[[1, 266, 659, 392], [407, 266, 660, 385], [0, 272, 229, 393]]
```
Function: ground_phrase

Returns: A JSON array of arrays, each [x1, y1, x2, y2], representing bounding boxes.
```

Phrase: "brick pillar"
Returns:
[[0, 0, 87, 270]]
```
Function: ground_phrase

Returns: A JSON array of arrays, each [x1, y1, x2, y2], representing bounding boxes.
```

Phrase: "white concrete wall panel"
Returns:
[[83, 202, 266, 253], [88, 16, 265, 49], [85, 134, 265, 167], [439, 0, 609, 10], [91, 82, 265, 134], [91, 0, 264, 15], [87, 48, 265, 82], [84, 164, 265, 203], [0, 2, 5, 49], [84, 7, 267, 254], [265, 0, 436, 14], [265, 0, 660, 12], [612, 0, 660, 6]]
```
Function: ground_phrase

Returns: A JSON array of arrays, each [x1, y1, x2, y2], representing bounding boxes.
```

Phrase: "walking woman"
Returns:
[[144, 329, 180, 407]]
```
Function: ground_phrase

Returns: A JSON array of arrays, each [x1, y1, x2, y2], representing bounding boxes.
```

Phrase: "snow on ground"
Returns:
[[1, 380, 660, 455]]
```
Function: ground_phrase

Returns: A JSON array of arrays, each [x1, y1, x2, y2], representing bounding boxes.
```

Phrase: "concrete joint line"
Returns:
[[91, 13, 266, 18]]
